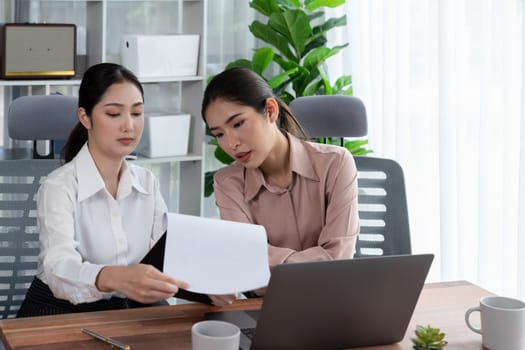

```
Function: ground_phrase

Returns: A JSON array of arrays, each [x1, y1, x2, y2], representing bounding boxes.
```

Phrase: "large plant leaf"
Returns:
[[317, 64, 333, 95], [276, 0, 301, 8], [307, 11, 325, 22], [307, 15, 346, 49], [250, 21, 296, 61], [291, 66, 314, 96], [303, 46, 340, 71], [214, 144, 235, 165], [204, 170, 216, 197], [278, 91, 296, 104], [273, 54, 298, 71], [225, 59, 253, 70], [344, 139, 373, 155], [332, 43, 349, 51], [305, 0, 345, 11], [268, 68, 299, 89], [252, 47, 274, 75], [304, 35, 327, 56], [333, 75, 352, 94], [342, 86, 353, 95], [249, 0, 281, 16], [302, 78, 324, 96], [268, 10, 311, 58], [317, 14, 347, 33]]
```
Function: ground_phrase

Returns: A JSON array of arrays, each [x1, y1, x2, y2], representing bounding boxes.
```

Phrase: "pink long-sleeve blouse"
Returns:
[[214, 133, 359, 268]]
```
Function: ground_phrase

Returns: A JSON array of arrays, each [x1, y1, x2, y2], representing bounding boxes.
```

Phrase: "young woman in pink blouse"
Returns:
[[202, 67, 360, 280]]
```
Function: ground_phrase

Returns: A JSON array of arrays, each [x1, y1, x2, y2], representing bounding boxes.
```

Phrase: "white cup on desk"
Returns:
[[191, 320, 240, 350], [465, 295, 525, 350]]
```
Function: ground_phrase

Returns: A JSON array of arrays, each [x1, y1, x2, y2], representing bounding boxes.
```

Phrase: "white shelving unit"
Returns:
[[0, 0, 207, 215]]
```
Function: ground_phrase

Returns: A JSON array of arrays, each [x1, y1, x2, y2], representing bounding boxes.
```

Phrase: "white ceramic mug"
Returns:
[[465, 295, 525, 350], [191, 320, 240, 350]]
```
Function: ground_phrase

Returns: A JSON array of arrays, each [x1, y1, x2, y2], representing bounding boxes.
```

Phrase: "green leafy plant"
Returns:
[[227, 0, 352, 102], [411, 325, 448, 350], [205, 0, 371, 197]]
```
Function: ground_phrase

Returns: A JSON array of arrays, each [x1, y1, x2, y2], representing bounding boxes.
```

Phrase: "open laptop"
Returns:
[[206, 254, 434, 350]]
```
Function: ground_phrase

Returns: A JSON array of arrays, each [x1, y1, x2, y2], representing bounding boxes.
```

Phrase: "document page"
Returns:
[[164, 213, 270, 295]]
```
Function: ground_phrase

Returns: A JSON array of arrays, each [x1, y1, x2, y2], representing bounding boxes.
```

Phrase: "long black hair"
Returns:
[[201, 67, 306, 139], [62, 63, 144, 163]]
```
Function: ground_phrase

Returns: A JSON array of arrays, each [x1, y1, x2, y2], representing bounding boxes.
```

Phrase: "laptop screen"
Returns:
[[207, 254, 434, 350]]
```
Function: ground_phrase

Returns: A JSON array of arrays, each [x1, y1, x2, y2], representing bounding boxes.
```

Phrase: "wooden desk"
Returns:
[[0, 281, 491, 350]]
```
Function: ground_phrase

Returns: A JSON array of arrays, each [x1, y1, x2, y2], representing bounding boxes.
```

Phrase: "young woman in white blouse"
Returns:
[[17, 63, 233, 317]]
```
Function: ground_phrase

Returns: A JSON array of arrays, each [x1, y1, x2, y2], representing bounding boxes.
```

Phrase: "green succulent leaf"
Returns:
[[411, 325, 448, 350]]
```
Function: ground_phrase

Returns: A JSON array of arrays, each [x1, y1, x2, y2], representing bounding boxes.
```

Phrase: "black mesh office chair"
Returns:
[[0, 95, 77, 319], [289, 95, 412, 257]]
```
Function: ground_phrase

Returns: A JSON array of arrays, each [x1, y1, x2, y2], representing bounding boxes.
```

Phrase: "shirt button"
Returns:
[[112, 211, 118, 218], [118, 238, 125, 245]]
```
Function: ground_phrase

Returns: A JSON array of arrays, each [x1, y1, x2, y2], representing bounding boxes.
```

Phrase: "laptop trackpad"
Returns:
[[205, 310, 260, 350]]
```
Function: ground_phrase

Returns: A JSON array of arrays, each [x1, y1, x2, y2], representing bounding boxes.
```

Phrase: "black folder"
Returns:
[[141, 231, 212, 304]]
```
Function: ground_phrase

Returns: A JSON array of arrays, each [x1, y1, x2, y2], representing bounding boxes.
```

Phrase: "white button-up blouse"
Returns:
[[36, 143, 167, 304]]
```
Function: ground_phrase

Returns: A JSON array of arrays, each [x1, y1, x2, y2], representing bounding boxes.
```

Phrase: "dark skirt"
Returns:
[[16, 277, 165, 318]]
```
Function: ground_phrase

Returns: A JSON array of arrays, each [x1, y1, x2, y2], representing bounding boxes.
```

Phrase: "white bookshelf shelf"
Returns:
[[0, 0, 207, 215]]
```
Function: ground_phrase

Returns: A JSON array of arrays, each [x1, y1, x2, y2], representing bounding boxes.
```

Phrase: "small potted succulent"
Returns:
[[411, 324, 448, 350]]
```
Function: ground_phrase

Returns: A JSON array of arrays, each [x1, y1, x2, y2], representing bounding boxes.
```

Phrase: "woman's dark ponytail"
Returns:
[[62, 123, 87, 163]]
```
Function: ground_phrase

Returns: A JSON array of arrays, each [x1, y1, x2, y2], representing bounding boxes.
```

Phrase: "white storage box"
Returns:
[[136, 114, 191, 157], [122, 34, 200, 77]]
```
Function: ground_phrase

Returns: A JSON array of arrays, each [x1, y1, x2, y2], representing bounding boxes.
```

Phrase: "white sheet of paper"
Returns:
[[163, 213, 270, 295]]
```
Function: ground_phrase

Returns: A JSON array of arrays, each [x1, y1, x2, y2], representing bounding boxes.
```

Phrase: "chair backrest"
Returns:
[[353, 156, 411, 256], [289, 95, 367, 138], [0, 94, 75, 318], [0, 159, 61, 319], [8, 94, 78, 158], [289, 95, 412, 257]]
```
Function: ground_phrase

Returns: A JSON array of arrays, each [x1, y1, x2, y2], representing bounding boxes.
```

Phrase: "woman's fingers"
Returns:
[[96, 264, 190, 304], [209, 294, 237, 306]]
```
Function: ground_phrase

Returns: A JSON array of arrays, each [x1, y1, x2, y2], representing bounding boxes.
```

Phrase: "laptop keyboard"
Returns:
[[241, 327, 256, 339]]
